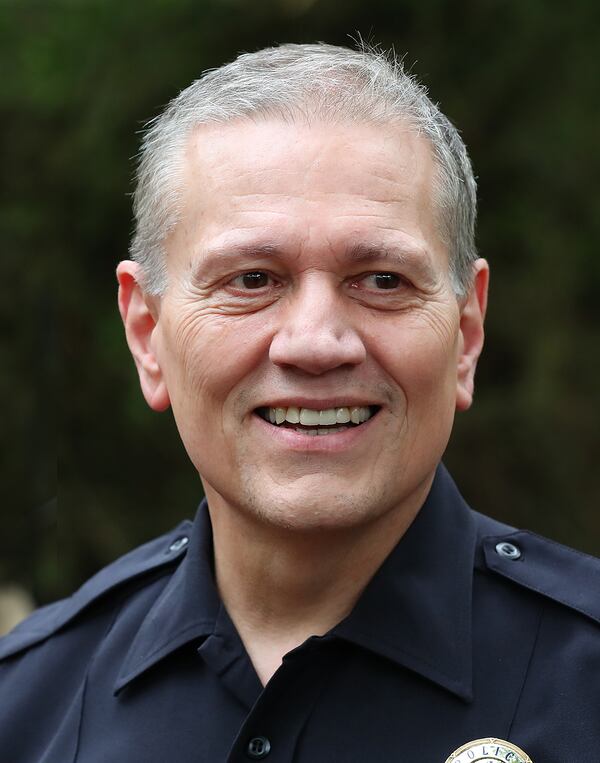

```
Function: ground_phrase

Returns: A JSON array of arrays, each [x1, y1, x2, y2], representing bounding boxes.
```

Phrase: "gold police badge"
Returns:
[[444, 738, 532, 762]]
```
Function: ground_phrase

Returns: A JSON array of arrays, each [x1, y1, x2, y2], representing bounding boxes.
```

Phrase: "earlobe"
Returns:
[[456, 259, 489, 412], [116, 261, 171, 412]]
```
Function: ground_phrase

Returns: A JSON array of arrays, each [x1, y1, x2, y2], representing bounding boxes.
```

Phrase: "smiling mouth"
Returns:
[[256, 405, 380, 436]]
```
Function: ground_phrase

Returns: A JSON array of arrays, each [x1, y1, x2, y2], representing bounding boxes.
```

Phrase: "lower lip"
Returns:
[[251, 411, 379, 453]]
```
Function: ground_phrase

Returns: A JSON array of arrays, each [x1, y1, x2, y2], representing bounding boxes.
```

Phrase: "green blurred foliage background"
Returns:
[[1, 0, 599, 606]]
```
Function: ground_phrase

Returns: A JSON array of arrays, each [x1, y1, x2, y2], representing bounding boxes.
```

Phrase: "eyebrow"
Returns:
[[344, 241, 438, 282], [197, 242, 282, 266], [189, 242, 281, 281], [345, 241, 426, 263], [215, 243, 282, 258]]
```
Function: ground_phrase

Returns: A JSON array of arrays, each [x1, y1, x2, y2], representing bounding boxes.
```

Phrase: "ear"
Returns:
[[116, 261, 170, 412], [456, 259, 489, 412]]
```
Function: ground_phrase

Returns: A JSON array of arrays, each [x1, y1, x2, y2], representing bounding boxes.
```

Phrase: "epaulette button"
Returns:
[[167, 536, 189, 554], [495, 541, 521, 560]]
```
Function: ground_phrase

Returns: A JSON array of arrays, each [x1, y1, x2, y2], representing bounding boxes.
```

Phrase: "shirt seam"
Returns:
[[518, 530, 599, 563], [71, 670, 89, 763], [491, 566, 599, 623], [72, 593, 129, 763], [507, 599, 545, 739]]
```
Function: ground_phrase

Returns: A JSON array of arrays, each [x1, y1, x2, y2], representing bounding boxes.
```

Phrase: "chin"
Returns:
[[239, 476, 393, 534]]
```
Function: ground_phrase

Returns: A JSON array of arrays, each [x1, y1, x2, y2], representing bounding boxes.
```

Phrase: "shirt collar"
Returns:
[[115, 464, 475, 701], [114, 503, 219, 694], [333, 464, 476, 701]]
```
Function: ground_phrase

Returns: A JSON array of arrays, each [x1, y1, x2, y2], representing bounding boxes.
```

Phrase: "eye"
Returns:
[[230, 271, 272, 290], [356, 272, 405, 290], [370, 273, 401, 289]]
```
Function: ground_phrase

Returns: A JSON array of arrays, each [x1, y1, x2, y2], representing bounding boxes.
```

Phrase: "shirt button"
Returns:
[[167, 536, 189, 553], [246, 736, 271, 759], [495, 541, 522, 560]]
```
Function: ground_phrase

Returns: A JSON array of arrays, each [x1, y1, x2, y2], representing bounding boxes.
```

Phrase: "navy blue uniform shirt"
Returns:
[[1, 466, 598, 762]]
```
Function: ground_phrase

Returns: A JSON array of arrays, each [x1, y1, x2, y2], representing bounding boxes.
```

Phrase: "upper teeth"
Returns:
[[266, 406, 373, 426]]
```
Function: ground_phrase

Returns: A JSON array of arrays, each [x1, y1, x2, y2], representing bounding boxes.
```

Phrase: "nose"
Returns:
[[269, 277, 367, 375]]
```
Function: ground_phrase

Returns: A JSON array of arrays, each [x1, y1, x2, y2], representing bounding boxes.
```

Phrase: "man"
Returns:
[[1, 44, 598, 762]]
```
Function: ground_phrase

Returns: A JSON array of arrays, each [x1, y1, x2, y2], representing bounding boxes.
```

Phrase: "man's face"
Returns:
[[122, 120, 486, 532]]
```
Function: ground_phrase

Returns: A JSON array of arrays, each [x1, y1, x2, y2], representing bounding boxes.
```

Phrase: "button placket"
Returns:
[[225, 637, 332, 761]]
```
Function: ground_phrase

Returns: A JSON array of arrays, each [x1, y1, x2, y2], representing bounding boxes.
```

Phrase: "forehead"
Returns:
[[183, 118, 437, 199], [169, 119, 445, 266]]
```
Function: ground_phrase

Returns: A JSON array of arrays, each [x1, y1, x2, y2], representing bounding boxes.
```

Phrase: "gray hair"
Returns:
[[130, 43, 477, 297]]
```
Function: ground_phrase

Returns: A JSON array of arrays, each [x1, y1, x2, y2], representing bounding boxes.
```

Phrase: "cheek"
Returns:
[[373, 320, 459, 403], [159, 308, 273, 412]]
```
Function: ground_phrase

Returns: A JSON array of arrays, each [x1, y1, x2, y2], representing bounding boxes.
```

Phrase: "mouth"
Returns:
[[255, 405, 381, 436]]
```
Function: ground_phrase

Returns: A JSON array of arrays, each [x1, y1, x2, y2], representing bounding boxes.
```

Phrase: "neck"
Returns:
[[204, 482, 432, 685]]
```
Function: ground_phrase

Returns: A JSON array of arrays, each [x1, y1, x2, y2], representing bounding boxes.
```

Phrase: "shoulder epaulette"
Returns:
[[475, 511, 600, 626], [0, 520, 193, 661]]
